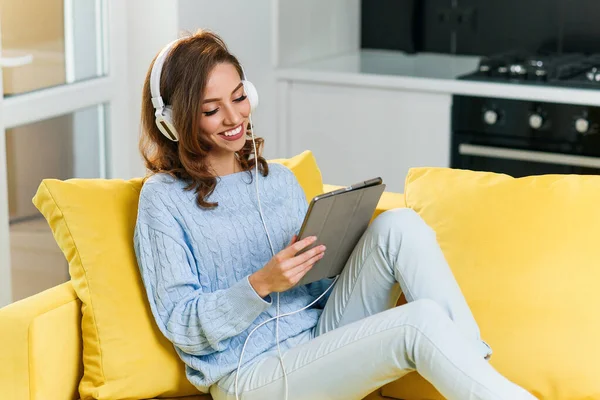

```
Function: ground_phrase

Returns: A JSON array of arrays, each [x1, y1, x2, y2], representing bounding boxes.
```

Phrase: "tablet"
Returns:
[[294, 177, 386, 287]]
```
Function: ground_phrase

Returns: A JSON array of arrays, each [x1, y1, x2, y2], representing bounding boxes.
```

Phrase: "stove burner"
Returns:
[[586, 67, 600, 82], [509, 63, 527, 77], [460, 51, 600, 89]]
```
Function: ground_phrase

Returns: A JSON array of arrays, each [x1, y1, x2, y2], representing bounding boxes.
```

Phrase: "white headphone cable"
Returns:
[[234, 114, 338, 400], [234, 274, 339, 400], [247, 114, 288, 399]]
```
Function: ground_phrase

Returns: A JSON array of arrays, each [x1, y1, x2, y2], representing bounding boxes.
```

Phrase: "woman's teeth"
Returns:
[[223, 125, 242, 136]]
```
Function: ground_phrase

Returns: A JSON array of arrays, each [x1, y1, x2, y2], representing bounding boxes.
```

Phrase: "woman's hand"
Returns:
[[249, 235, 326, 297]]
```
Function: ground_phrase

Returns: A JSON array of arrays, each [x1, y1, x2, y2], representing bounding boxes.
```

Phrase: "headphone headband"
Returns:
[[150, 38, 180, 115]]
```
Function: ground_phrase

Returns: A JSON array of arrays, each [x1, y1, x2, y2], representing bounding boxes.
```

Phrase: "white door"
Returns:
[[0, 0, 128, 307]]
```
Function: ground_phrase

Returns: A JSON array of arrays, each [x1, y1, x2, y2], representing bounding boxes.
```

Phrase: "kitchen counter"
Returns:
[[276, 50, 600, 106]]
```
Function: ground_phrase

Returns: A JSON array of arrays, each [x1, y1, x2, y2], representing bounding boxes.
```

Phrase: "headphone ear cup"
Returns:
[[155, 106, 179, 142], [242, 80, 259, 112]]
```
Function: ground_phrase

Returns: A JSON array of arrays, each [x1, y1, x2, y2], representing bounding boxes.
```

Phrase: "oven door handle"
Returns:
[[458, 144, 600, 169]]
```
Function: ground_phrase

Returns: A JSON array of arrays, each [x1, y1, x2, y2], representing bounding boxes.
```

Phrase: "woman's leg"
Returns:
[[316, 208, 491, 358], [211, 300, 535, 400]]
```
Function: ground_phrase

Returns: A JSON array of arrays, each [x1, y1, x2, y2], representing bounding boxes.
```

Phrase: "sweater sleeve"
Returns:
[[134, 223, 272, 356]]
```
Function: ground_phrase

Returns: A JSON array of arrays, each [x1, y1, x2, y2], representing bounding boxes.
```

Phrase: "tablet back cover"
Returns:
[[296, 183, 386, 287]]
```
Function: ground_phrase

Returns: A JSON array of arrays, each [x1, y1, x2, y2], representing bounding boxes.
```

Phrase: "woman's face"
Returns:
[[199, 62, 251, 156]]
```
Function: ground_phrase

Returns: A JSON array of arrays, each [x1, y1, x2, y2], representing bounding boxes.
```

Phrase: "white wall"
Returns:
[[276, 0, 360, 67], [126, 0, 179, 178], [178, 0, 279, 158]]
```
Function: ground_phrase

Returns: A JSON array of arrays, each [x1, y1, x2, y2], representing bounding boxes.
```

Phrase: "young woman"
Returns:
[[134, 29, 536, 400]]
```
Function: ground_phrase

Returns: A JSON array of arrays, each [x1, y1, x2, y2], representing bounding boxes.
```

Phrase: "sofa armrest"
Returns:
[[0, 281, 83, 400], [322, 184, 406, 222]]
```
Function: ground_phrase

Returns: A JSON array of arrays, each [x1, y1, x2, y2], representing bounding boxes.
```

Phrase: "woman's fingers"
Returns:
[[295, 244, 326, 264], [289, 251, 325, 282], [280, 235, 317, 259], [279, 243, 325, 273]]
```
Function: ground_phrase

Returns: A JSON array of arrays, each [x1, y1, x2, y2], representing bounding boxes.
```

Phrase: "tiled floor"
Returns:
[[9, 217, 69, 302]]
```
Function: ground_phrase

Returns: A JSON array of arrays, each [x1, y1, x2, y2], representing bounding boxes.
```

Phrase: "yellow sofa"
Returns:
[[2, 150, 600, 400], [0, 151, 405, 400]]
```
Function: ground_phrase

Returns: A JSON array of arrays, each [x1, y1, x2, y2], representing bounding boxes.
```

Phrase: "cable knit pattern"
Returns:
[[133, 163, 333, 392]]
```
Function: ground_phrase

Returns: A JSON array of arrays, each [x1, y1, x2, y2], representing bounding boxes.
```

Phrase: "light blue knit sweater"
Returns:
[[133, 163, 332, 392]]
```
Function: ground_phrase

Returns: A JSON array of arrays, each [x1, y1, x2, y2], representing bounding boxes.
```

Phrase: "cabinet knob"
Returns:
[[575, 118, 590, 134], [483, 110, 498, 125], [529, 113, 544, 130]]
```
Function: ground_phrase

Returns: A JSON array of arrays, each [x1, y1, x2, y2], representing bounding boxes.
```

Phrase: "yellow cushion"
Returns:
[[270, 150, 323, 201], [382, 167, 600, 400], [31, 150, 322, 400]]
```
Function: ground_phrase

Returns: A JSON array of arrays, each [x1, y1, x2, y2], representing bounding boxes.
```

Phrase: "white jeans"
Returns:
[[211, 208, 536, 400]]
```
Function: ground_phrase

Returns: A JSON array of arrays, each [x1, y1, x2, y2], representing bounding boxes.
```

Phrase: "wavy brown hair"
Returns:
[[140, 29, 268, 209]]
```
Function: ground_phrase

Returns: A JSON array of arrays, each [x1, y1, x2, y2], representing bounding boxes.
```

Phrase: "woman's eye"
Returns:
[[202, 95, 246, 116]]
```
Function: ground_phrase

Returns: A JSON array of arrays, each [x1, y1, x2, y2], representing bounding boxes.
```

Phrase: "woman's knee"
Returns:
[[370, 208, 434, 238], [395, 298, 451, 331]]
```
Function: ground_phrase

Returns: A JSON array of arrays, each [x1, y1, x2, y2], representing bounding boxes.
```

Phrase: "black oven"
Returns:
[[451, 96, 600, 177]]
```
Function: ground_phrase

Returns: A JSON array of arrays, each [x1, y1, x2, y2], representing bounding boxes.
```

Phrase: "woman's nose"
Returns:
[[222, 103, 242, 126]]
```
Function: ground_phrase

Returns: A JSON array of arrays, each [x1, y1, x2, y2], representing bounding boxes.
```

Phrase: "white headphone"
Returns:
[[149, 37, 259, 142]]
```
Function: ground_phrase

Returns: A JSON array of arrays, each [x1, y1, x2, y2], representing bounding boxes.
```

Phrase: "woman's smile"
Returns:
[[218, 122, 245, 141]]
